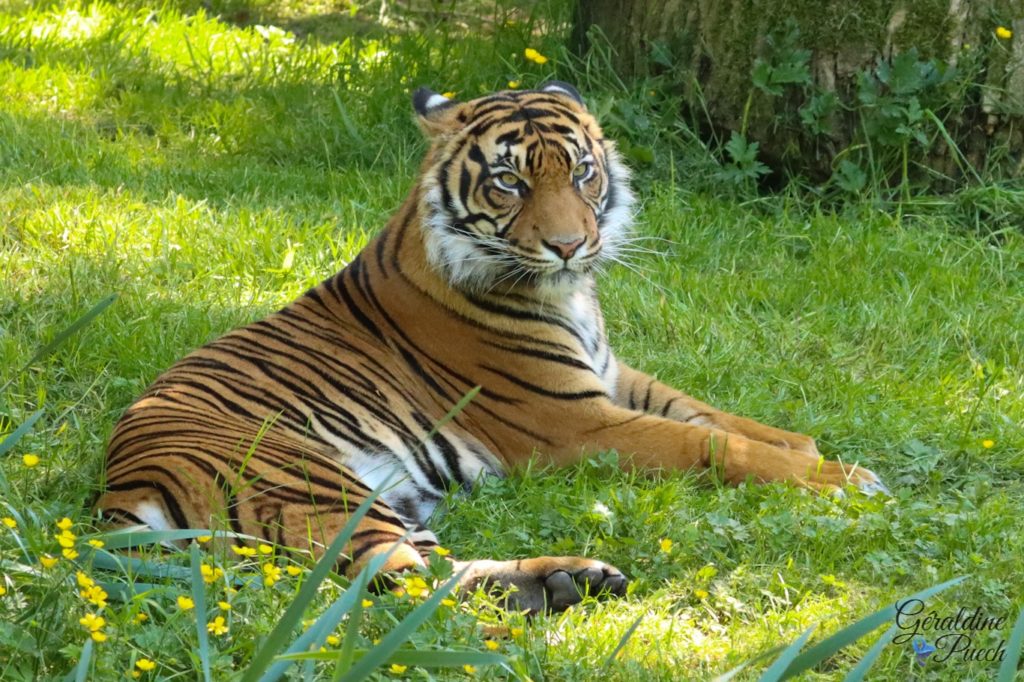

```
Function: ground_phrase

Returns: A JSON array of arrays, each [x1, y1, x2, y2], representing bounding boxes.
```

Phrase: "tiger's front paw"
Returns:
[[542, 559, 628, 611]]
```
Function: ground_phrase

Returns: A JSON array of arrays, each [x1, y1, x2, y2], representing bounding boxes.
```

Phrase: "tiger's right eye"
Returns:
[[494, 171, 521, 190]]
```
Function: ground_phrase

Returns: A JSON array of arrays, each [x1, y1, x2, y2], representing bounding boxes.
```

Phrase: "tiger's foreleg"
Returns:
[[613, 361, 820, 455], [552, 402, 885, 494]]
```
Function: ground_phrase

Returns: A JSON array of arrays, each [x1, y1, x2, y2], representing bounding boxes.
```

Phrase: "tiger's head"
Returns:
[[413, 82, 634, 295]]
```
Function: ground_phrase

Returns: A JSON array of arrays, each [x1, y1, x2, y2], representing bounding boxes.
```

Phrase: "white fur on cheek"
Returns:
[[595, 146, 636, 266]]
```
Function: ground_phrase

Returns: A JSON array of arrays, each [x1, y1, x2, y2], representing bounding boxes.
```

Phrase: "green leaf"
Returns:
[[21, 294, 117, 370], [240, 483, 389, 682], [843, 623, 899, 682], [191, 543, 213, 682], [758, 626, 815, 682], [997, 604, 1024, 682], [0, 409, 44, 459], [780, 575, 966, 679], [602, 614, 644, 670], [338, 568, 471, 682], [74, 638, 93, 682]]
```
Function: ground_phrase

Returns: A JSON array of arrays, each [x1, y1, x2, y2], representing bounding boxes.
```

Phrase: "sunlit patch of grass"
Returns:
[[2, 0, 1024, 679]]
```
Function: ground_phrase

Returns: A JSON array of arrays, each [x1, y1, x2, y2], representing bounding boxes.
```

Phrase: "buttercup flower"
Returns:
[[286, 565, 303, 576], [433, 546, 450, 557], [996, 26, 1013, 40], [1, 517, 16, 529], [982, 439, 995, 448], [484, 639, 499, 651], [197, 535, 212, 544], [463, 664, 477, 674], [361, 599, 373, 608], [62, 548, 79, 560], [218, 600, 231, 611], [390, 664, 408, 674], [441, 91, 456, 99], [177, 595, 195, 611], [262, 563, 282, 587], [524, 48, 548, 64], [0, 585, 7, 596], [200, 563, 223, 584], [659, 538, 673, 553], [404, 576, 429, 598], [79, 613, 105, 634], [56, 518, 73, 531], [82, 584, 109, 608], [134, 612, 149, 624], [231, 545, 256, 557], [507, 80, 520, 90], [87, 539, 104, 549], [326, 634, 341, 646], [22, 454, 39, 467], [510, 627, 524, 637], [441, 598, 456, 608], [207, 616, 229, 636], [258, 544, 273, 555], [39, 554, 58, 568], [136, 659, 156, 672]]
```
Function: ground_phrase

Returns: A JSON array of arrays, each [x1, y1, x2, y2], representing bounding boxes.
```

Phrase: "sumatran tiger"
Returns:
[[97, 82, 887, 612]]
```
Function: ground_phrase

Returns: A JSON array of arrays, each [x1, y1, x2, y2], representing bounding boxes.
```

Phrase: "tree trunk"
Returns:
[[573, 0, 1024, 184]]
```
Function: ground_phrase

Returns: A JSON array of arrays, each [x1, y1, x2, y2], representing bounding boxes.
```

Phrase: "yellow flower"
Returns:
[[40, 554, 58, 569], [524, 47, 549, 65], [361, 599, 373, 608], [56, 532, 76, 548], [131, 672, 141, 679], [389, 663, 408, 674], [87, 539, 105, 549], [177, 595, 195, 611], [404, 576, 429, 599], [81, 585, 109, 608], [197, 535, 212, 544], [262, 563, 282, 587], [63, 548, 79, 560], [441, 598, 456, 608], [433, 546, 451, 557], [659, 538, 673, 553], [200, 564, 223, 584], [484, 639, 499, 651], [286, 565, 303, 576], [91, 630, 108, 643], [0, 585, 6, 596], [982, 439, 995, 448], [207, 616, 229, 636], [22, 454, 40, 467], [134, 612, 149, 624], [80, 613, 105, 632], [996, 26, 1013, 40], [1, 517, 16, 529], [510, 627, 524, 637], [507, 80, 520, 90], [326, 634, 341, 646], [57, 517, 73, 531], [218, 601, 231, 611], [463, 664, 477, 675], [441, 91, 456, 99], [258, 543, 273, 555], [694, 588, 709, 600], [231, 545, 256, 557], [76, 571, 95, 589], [136, 659, 156, 672]]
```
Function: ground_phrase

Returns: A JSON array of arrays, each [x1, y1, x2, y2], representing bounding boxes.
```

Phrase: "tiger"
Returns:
[[97, 81, 887, 613]]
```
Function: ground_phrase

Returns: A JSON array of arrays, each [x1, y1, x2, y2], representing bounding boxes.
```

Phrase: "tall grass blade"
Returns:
[[0, 408, 44, 459], [190, 543, 213, 682], [758, 626, 815, 682], [278, 650, 506, 668], [996, 604, 1024, 682], [90, 528, 223, 550], [337, 567, 471, 682], [425, 386, 480, 439], [21, 294, 117, 370], [712, 647, 786, 681], [73, 638, 93, 682], [260, 543, 407, 682], [240, 482, 389, 682], [843, 623, 899, 682], [602, 613, 644, 670], [780, 575, 966, 679]]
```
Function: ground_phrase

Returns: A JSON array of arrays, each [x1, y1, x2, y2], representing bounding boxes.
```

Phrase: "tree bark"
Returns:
[[574, 0, 1024, 182]]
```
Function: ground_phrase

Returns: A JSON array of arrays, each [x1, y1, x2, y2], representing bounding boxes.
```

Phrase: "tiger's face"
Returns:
[[414, 82, 633, 295]]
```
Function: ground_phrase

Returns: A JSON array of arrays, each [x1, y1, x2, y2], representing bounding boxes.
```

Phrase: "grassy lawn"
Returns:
[[2, 1, 1023, 679]]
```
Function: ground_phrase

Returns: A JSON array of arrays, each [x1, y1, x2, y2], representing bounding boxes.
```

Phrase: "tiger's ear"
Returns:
[[412, 87, 466, 139], [538, 81, 584, 107]]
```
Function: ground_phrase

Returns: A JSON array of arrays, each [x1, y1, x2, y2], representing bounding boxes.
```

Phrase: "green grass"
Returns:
[[2, 1, 1023, 679]]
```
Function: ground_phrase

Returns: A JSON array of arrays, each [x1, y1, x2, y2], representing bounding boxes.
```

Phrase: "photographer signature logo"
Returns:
[[893, 599, 1007, 666]]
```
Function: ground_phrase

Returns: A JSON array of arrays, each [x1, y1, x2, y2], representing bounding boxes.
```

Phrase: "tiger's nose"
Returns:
[[542, 236, 585, 260]]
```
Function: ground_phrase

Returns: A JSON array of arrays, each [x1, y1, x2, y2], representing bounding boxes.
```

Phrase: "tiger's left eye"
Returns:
[[572, 162, 591, 180]]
